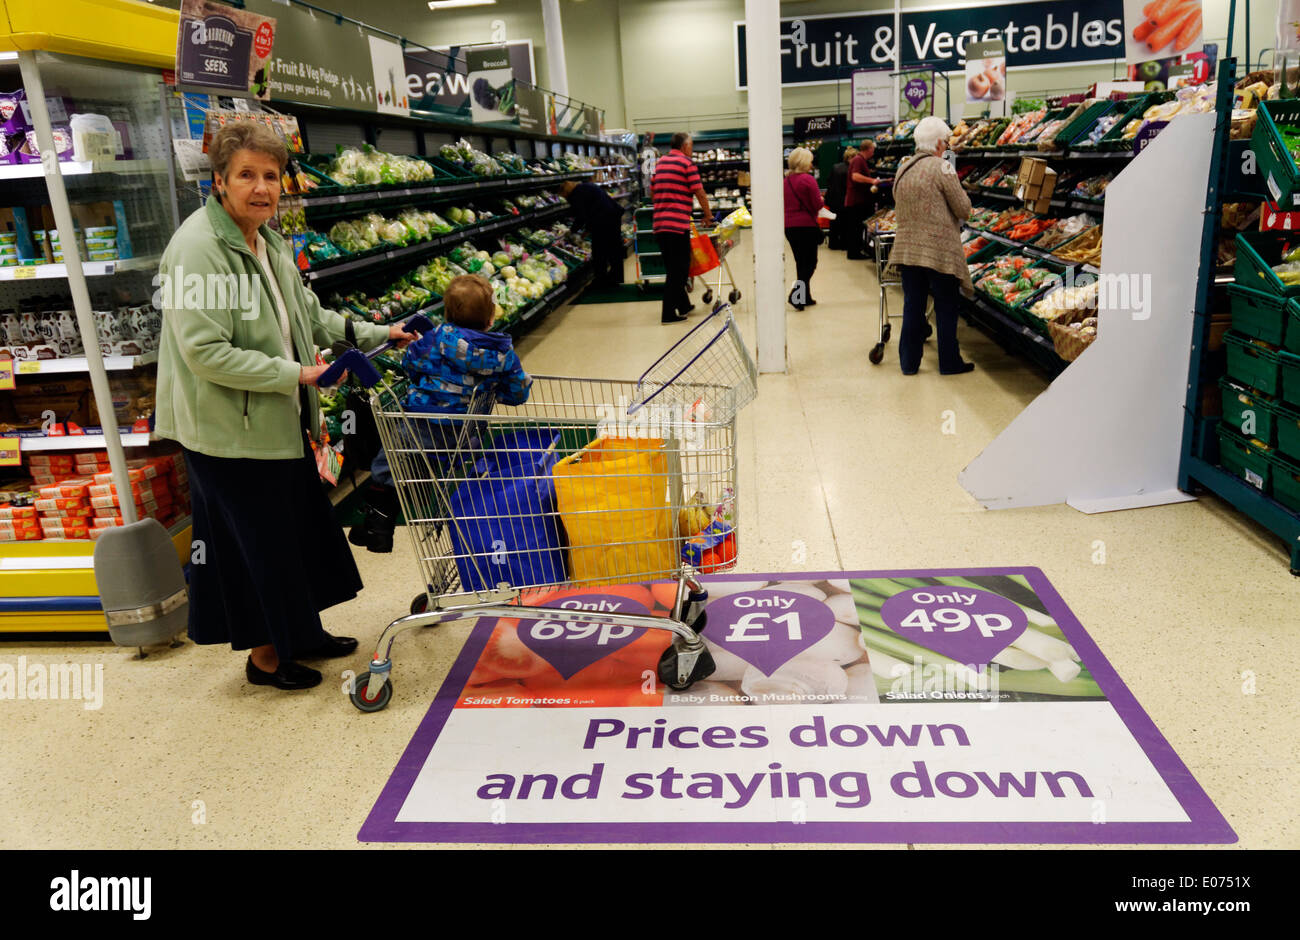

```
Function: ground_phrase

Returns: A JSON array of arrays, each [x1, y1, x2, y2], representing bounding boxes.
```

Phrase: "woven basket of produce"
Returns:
[[1048, 313, 1098, 361]]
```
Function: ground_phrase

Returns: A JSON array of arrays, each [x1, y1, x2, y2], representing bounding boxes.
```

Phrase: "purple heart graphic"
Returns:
[[904, 79, 929, 108], [879, 587, 1027, 666], [516, 593, 650, 680], [705, 590, 835, 676]]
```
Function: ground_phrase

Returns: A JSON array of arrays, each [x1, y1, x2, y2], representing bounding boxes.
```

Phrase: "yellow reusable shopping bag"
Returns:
[[552, 436, 677, 586]]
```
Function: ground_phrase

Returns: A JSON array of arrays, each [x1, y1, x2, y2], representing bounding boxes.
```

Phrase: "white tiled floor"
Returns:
[[1, 242, 1296, 849]]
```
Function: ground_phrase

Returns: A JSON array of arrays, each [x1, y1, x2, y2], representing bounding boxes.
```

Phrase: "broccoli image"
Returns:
[[473, 77, 499, 110]]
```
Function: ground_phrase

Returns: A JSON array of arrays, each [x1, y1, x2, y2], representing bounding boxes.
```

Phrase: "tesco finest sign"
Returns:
[[793, 114, 846, 136], [735, 0, 1124, 89]]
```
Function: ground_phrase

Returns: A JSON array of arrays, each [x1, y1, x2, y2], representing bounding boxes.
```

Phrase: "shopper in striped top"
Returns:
[[651, 132, 712, 323]]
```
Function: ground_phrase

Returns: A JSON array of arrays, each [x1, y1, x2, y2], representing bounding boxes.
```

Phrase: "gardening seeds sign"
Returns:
[[361, 568, 1233, 844], [176, 0, 276, 100]]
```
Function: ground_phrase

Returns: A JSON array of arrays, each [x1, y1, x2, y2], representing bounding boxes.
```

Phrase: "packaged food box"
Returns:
[[39, 523, 89, 539], [36, 477, 93, 499], [87, 249, 117, 262], [28, 453, 76, 468], [83, 226, 116, 239], [84, 237, 116, 251], [0, 504, 37, 520], [34, 496, 89, 512], [0, 514, 40, 532], [92, 463, 157, 485], [0, 527, 43, 541]]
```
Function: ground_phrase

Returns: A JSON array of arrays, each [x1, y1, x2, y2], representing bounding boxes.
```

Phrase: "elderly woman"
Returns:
[[154, 122, 416, 691], [783, 147, 825, 310], [889, 116, 975, 375]]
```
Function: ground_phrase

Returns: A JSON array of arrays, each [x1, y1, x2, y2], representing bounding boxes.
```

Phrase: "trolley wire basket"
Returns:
[[340, 304, 758, 712]]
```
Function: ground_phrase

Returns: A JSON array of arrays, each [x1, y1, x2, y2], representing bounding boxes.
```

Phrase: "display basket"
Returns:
[[1224, 330, 1285, 397], [1251, 99, 1300, 209], [1055, 100, 1116, 151], [1276, 396, 1300, 459], [1226, 283, 1299, 348], [628, 304, 758, 425], [1217, 422, 1275, 494], [1235, 231, 1300, 298], [1219, 376, 1284, 446], [1270, 449, 1300, 513], [1282, 348, 1300, 406], [1098, 91, 1174, 151]]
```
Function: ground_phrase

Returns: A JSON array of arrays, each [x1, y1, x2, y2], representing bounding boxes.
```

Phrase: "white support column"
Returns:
[[745, 0, 786, 374], [540, 0, 569, 99]]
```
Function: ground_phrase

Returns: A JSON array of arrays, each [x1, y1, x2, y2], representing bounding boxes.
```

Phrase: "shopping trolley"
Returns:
[[689, 223, 743, 307], [866, 230, 932, 366], [329, 305, 757, 712]]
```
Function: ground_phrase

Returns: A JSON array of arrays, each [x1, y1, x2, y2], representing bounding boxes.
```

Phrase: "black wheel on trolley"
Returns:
[[882, 322, 892, 343], [728, 289, 741, 304], [410, 593, 429, 616], [702, 289, 714, 305], [350, 671, 393, 712], [657, 644, 716, 691], [868, 343, 885, 365]]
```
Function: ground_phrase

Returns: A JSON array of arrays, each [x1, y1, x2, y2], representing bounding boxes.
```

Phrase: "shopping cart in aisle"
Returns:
[[328, 304, 758, 712], [684, 220, 743, 307], [867, 230, 930, 365]]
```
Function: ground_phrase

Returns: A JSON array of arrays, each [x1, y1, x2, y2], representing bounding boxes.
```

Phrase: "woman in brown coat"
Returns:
[[889, 117, 975, 375]]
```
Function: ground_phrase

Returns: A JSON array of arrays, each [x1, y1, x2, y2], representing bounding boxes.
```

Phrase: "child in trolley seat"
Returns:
[[349, 274, 533, 553]]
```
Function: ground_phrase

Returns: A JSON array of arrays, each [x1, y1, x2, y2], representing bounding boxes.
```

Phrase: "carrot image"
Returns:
[[1148, 3, 1198, 53], [1146, 0, 1181, 25], [1133, 19, 1156, 42], [1143, 1, 1158, 18], [1173, 10, 1202, 52]]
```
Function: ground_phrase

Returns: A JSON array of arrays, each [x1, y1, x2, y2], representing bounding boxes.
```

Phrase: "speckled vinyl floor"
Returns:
[[2, 243, 1296, 849]]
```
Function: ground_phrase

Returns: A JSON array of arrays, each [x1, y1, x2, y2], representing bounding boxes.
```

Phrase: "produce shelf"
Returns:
[[960, 292, 1068, 378], [304, 203, 573, 284], [300, 170, 595, 214], [1183, 454, 1300, 573]]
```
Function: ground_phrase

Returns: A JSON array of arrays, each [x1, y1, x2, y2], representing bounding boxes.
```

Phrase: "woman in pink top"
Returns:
[[783, 147, 825, 311]]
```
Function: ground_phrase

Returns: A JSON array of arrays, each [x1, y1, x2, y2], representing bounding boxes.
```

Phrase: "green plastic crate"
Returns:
[[1227, 283, 1298, 346], [636, 232, 660, 254], [1282, 349, 1300, 406], [1219, 376, 1282, 446], [1225, 331, 1285, 396], [1275, 398, 1300, 461], [1271, 450, 1300, 513], [1234, 231, 1300, 297], [1217, 423, 1274, 493], [1098, 92, 1173, 151], [1058, 100, 1118, 150], [1251, 99, 1300, 209]]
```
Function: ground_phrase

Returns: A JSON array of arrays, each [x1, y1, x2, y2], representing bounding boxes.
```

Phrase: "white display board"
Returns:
[[852, 69, 894, 127], [959, 112, 1215, 513]]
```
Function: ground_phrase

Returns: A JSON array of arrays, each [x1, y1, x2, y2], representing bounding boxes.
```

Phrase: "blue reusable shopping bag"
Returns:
[[447, 428, 567, 592]]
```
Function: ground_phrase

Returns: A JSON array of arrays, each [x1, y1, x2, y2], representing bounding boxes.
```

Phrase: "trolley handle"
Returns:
[[627, 303, 731, 416], [317, 314, 434, 388]]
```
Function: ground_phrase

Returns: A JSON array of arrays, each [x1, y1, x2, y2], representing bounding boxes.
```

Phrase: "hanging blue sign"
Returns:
[[736, 0, 1125, 89]]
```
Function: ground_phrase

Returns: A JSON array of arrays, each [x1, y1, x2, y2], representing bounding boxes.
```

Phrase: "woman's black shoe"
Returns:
[[940, 362, 975, 375], [298, 632, 359, 659], [662, 312, 689, 323], [246, 657, 323, 690]]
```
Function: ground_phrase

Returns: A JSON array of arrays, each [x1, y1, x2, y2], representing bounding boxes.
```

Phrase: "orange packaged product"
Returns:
[[34, 496, 89, 512], [0, 527, 43, 541], [0, 504, 37, 521], [37, 477, 94, 499]]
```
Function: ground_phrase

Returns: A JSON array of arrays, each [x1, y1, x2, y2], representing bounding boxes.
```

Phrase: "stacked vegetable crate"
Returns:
[[1216, 231, 1300, 508], [633, 206, 664, 285], [1249, 98, 1300, 209]]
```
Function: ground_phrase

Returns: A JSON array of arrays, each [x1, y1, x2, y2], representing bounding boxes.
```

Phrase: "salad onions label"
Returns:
[[880, 586, 1028, 666]]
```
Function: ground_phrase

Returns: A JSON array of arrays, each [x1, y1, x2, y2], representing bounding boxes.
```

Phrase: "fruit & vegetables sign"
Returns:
[[360, 567, 1233, 844]]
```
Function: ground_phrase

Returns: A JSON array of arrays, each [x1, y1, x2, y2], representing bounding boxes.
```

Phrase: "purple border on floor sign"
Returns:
[[357, 567, 1237, 844]]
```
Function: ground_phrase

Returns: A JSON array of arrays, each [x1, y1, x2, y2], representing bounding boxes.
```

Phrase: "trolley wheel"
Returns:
[[728, 289, 741, 304], [882, 322, 892, 343], [702, 290, 714, 304], [657, 644, 716, 691], [868, 343, 885, 365], [410, 593, 429, 616], [350, 671, 393, 713]]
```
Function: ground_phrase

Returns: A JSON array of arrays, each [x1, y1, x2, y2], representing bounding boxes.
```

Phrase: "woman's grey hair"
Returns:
[[913, 116, 953, 154], [786, 147, 814, 174], [209, 122, 289, 178]]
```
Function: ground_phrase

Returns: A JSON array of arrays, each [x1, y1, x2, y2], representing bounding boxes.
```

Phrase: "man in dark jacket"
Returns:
[[560, 179, 625, 287], [824, 145, 856, 251]]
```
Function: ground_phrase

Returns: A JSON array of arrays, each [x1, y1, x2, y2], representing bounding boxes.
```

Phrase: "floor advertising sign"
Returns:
[[360, 568, 1234, 844]]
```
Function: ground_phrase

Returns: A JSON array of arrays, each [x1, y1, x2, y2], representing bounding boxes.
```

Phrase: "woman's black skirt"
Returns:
[[183, 439, 363, 660]]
